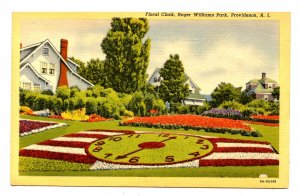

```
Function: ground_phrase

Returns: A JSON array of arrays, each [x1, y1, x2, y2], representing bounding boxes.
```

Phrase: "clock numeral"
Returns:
[[165, 156, 175, 162], [129, 156, 140, 163], [197, 139, 204, 144], [128, 134, 141, 138], [200, 144, 209, 150], [188, 151, 200, 157], [95, 141, 105, 146], [104, 153, 113, 158], [109, 137, 122, 142], [92, 146, 102, 152], [158, 133, 170, 137]]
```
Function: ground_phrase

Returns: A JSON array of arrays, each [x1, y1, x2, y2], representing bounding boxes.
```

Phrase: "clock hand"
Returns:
[[115, 148, 143, 160], [160, 136, 177, 143]]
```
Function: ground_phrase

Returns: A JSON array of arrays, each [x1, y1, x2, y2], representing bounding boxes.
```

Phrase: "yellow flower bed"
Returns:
[[61, 108, 89, 121]]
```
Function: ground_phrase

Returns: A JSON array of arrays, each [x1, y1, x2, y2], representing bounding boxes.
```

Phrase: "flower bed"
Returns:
[[241, 120, 279, 127], [83, 114, 112, 122], [202, 108, 243, 120], [250, 115, 279, 124], [120, 115, 261, 137], [19, 119, 67, 136]]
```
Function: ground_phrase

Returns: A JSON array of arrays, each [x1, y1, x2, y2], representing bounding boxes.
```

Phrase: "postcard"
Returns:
[[11, 12, 290, 187]]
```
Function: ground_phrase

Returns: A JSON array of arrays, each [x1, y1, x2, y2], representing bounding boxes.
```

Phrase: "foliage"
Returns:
[[77, 58, 106, 86], [158, 54, 189, 104], [272, 86, 280, 100], [56, 86, 70, 100], [210, 82, 242, 107], [123, 110, 134, 117], [128, 92, 146, 116], [101, 17, 151, 93], [61, 108, 89, 121], [219, 101, 244, 110], [240, 90, 254, 104], [41, 89, 54, 96]]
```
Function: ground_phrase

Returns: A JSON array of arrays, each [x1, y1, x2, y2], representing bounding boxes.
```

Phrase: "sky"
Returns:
[[20, 18, 279, 94]]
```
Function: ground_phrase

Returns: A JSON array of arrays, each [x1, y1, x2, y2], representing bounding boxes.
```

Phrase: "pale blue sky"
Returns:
[[21, 19, 279, 94]]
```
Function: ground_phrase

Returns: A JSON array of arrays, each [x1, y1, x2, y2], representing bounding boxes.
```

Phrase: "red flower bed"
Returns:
[[20, 120, 56, 135], [250, 115, 279, 124], [120, 115, 258, 136], [251, 115, 279, 120], [83, 114, 111, 122]]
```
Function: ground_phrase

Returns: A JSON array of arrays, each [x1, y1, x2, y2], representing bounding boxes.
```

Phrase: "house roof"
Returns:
[[187, 91, 205, 100], [20, 39, 93, 86], [247, 83, 274, 94], [20, 62, 51, 84], [246, 78, 278, 85]]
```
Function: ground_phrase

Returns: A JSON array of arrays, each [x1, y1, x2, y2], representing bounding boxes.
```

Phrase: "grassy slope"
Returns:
[[19, 115, 279, 177]]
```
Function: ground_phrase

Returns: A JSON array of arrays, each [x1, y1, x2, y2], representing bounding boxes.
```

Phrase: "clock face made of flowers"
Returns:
[[86, 133, 215, 165]]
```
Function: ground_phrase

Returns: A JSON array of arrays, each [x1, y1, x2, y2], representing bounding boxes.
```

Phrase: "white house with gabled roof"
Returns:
[[20, 39, 93, 93]]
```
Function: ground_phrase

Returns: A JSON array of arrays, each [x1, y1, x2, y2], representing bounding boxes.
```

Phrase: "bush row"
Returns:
[[20, 85, 166, 119]]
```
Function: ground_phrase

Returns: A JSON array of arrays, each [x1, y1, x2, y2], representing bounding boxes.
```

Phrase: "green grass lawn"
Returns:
[[19, 115, 279, 177]]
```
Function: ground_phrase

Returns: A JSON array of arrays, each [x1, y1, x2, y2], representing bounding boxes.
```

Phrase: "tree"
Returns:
[[240, 90, 254, 104], [210, 82, 242, 107], [75, 58, 106, 86], [101, 18, 151, 93], [158, 54, 189, 104], [272, 86, 280, 100]]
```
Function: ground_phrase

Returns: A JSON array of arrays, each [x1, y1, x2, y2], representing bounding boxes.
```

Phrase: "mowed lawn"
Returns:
[[18, 115, 279, 177]]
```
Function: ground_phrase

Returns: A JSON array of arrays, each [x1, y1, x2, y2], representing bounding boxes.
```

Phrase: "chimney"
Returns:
[[262, 72, 266, 80], [58, 39, 69, 87], [20, 43, 22, 49]]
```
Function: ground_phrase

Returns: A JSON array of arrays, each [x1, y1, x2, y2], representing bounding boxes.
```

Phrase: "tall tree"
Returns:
[[210, 82, 242, 107], [101, 18, 151, 93], [76, 58, 106, 86], [158, 54, 189, 103]]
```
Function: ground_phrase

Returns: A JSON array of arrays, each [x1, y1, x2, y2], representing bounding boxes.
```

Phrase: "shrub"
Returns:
[[33, 94, 50, 110], [56, 86, 70, 100], [123, 110, 134, 117], [41, 89, 54, 95], [86, 97, 98, 114], [53, 97, 63, 115], [128, 92, 146, 116], [219, 101, 244, 110]]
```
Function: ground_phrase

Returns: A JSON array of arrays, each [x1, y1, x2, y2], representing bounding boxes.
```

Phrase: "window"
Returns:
[[49, 63, 55, 75], [268, 84, 273, 89], [40, 61, 47, 74], [22, 82, 31, 90], [33, 84, 41, 92], [43, 47, 49, 56], [264, 95, 269, 101]]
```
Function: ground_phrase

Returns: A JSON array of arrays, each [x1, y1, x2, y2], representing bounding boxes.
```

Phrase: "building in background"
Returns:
[[148, 68, 206, 106], [20, 39, 93, 93], [246, 72, 279, 101]]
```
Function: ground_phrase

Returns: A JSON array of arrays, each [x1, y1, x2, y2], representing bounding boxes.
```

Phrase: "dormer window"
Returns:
[[40, 61, 48, 74], [49, 63, 55, 75], [43, 47, 49, 56], [154, 76, 161, 83], [268, 84, 273, 89]]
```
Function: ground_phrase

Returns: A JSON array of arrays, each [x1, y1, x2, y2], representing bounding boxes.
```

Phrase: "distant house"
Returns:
[[246, 72, 279, 101], [20, 39, 93, 93], [148, 68, 206, 106]]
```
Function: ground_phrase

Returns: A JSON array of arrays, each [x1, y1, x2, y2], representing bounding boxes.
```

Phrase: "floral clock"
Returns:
[[86, 132, 215, 165]]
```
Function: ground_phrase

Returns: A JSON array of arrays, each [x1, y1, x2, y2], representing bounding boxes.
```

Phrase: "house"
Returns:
[[148, 68, 206, 106], [246, 72, 279, 101], [20, 39, 93, 93]]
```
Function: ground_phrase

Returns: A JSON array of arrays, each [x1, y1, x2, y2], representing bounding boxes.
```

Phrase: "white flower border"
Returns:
[[19, 118, 68, 137]]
